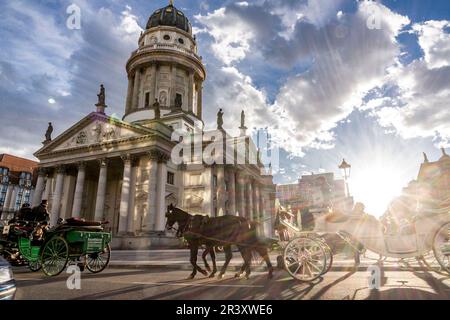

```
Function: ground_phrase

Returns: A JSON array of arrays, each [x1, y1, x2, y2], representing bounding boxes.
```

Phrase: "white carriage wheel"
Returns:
[[433, 222, 450, 275], [283, 237, 327, 282]]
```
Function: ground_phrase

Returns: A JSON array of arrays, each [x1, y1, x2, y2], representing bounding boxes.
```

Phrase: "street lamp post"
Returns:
[[339, 159, 351, 198]]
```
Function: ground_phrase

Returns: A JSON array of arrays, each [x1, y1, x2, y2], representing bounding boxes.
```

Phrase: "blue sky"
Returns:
[[0, 0, 449, 216]]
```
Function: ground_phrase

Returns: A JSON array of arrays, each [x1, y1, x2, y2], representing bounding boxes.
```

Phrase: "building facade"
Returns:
[[32, 3, 276, 249], [0, 154, 38, 220], [398, 148, 450, 213], [277, 172, 352, 215]]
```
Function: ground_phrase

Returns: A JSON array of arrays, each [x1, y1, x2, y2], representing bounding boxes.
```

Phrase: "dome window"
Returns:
[[178, 38, 184, 45], [163, 34, 171, 41]]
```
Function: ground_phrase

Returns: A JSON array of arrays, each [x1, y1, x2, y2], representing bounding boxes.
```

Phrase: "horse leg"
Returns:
[[256, 246, 274, 279], [243, 249, 253, 280], [235, 247, 249, 278], [218, 245, 233, 279], [188, 245, 198, 279], [209, 247, 217, 278], [189, 244, 208, 279], [202, 247, 211, 272]]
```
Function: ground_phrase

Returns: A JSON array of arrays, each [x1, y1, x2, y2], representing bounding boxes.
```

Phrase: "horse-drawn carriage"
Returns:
[[279, 206, 450, 282], [166, 202, 449, 282], [1, 218, 112, 276]]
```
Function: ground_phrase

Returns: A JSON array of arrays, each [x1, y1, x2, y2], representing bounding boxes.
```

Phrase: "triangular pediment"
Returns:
[[34, 112, 153, 157]]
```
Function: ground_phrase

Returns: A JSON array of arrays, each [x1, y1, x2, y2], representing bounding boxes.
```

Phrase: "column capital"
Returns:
[[148, 149, 170, 163], [37, 167, 48, 176], [237, 172, 248, 183], [98, 158, 108, 167], [225, 165, 238, 173], [55, 165, 66, 175], [76, 161, 87, 170], [121, 153, 132, 163]]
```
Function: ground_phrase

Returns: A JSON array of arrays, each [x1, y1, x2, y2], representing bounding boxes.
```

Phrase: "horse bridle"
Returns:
[[166, 214, 192, 238]]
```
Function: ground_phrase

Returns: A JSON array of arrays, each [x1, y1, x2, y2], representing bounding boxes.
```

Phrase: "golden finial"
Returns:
[[169, 0, 174, 6]]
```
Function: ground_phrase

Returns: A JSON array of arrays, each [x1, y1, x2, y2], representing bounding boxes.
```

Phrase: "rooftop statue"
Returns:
[[45, 122, 53, 142], [97, 84, 106, 106], [217, 108, 224, 129], [240, 110, 246, 129]]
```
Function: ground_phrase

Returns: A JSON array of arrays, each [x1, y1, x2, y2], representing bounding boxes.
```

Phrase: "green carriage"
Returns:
[[18, 218, 112, 277]]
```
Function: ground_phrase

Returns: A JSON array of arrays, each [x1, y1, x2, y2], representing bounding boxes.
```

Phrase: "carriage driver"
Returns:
[[31, 200, 50, 225]]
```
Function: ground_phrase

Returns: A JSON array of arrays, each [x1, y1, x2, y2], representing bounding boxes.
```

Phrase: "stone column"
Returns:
[[254, 181, 260, 222], [197, 84, 203, 118], [216, 165, 226, 216], [236, 172, 246, 217], [51, 166, 66, 226], [149, 64, 157, 104], [247, 179, 254, 220], [125, 75, 134, 114], [32, 168, 46, 207], [228, 168, 236, 215], [118, 155, 132, 234], [155, 157, 168, 231], [94, 159, 108, 221], [132, 70, 141, 110], [72, 162, 86, 218], [170, 65, 177, 107], [43, 175, 52, 203], [143, 152, 159, 232], [187, 70, 194, 112], [260, 188, 268, 236], [126, 159, 138, 234], [203, 166, 214, 215]]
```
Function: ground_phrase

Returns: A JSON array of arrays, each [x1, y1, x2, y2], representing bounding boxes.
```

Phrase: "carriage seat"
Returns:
[[324, 211, 351, 223], [65, 218, 103, 227]]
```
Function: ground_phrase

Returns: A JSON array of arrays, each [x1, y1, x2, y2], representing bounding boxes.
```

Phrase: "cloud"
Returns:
[[370, 20, 450, 147], [413, 20, 450, 69], [0, 1, 142, 159], [196, 1, 410, 156]]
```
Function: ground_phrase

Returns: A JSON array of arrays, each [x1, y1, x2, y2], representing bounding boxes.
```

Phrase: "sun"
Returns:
[[350, 162, 407, 218]]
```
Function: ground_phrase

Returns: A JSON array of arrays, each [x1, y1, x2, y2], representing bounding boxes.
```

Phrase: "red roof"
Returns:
[[0, 154, 38, 173]]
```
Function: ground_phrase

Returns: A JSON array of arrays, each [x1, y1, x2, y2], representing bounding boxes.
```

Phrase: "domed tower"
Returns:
[[123, 1, 206, 130]]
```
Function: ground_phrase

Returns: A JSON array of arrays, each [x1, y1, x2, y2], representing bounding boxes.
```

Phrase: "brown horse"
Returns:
[[165, 204, 273, 280]]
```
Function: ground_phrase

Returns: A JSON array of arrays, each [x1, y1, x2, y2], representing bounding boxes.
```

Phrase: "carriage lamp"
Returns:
[[339, 159, 351, 197]]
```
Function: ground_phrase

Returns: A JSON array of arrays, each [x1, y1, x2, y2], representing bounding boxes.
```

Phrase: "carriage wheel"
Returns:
[[322, 242, 334, 275], [28, 260, 42, 272], [433, 222, 450, 275], [283, 237, 327, 282], [86, 244, 111, 273], [41, 236, 69, 277]]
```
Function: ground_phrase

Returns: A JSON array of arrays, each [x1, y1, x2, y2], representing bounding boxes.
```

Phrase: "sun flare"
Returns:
[[350, 162, 409, 218]]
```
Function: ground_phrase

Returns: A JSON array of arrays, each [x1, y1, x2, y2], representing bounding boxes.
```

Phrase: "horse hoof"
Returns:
[[268, 273, 274, 280], [234, 273, 242, 278], [205, 266, 212, 272], [208, 273, 216, 278], [217, 274, 224, 280], [187, 275, 195, 280], [200, 270, 208, 276], [245, 275, 250, 280]]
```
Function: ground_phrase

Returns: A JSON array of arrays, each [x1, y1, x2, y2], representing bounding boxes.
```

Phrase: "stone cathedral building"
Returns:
[[32, 3, 276, 249]]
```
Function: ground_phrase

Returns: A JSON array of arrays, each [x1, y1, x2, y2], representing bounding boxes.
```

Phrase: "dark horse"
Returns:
[[166, 204, 273, 280]]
